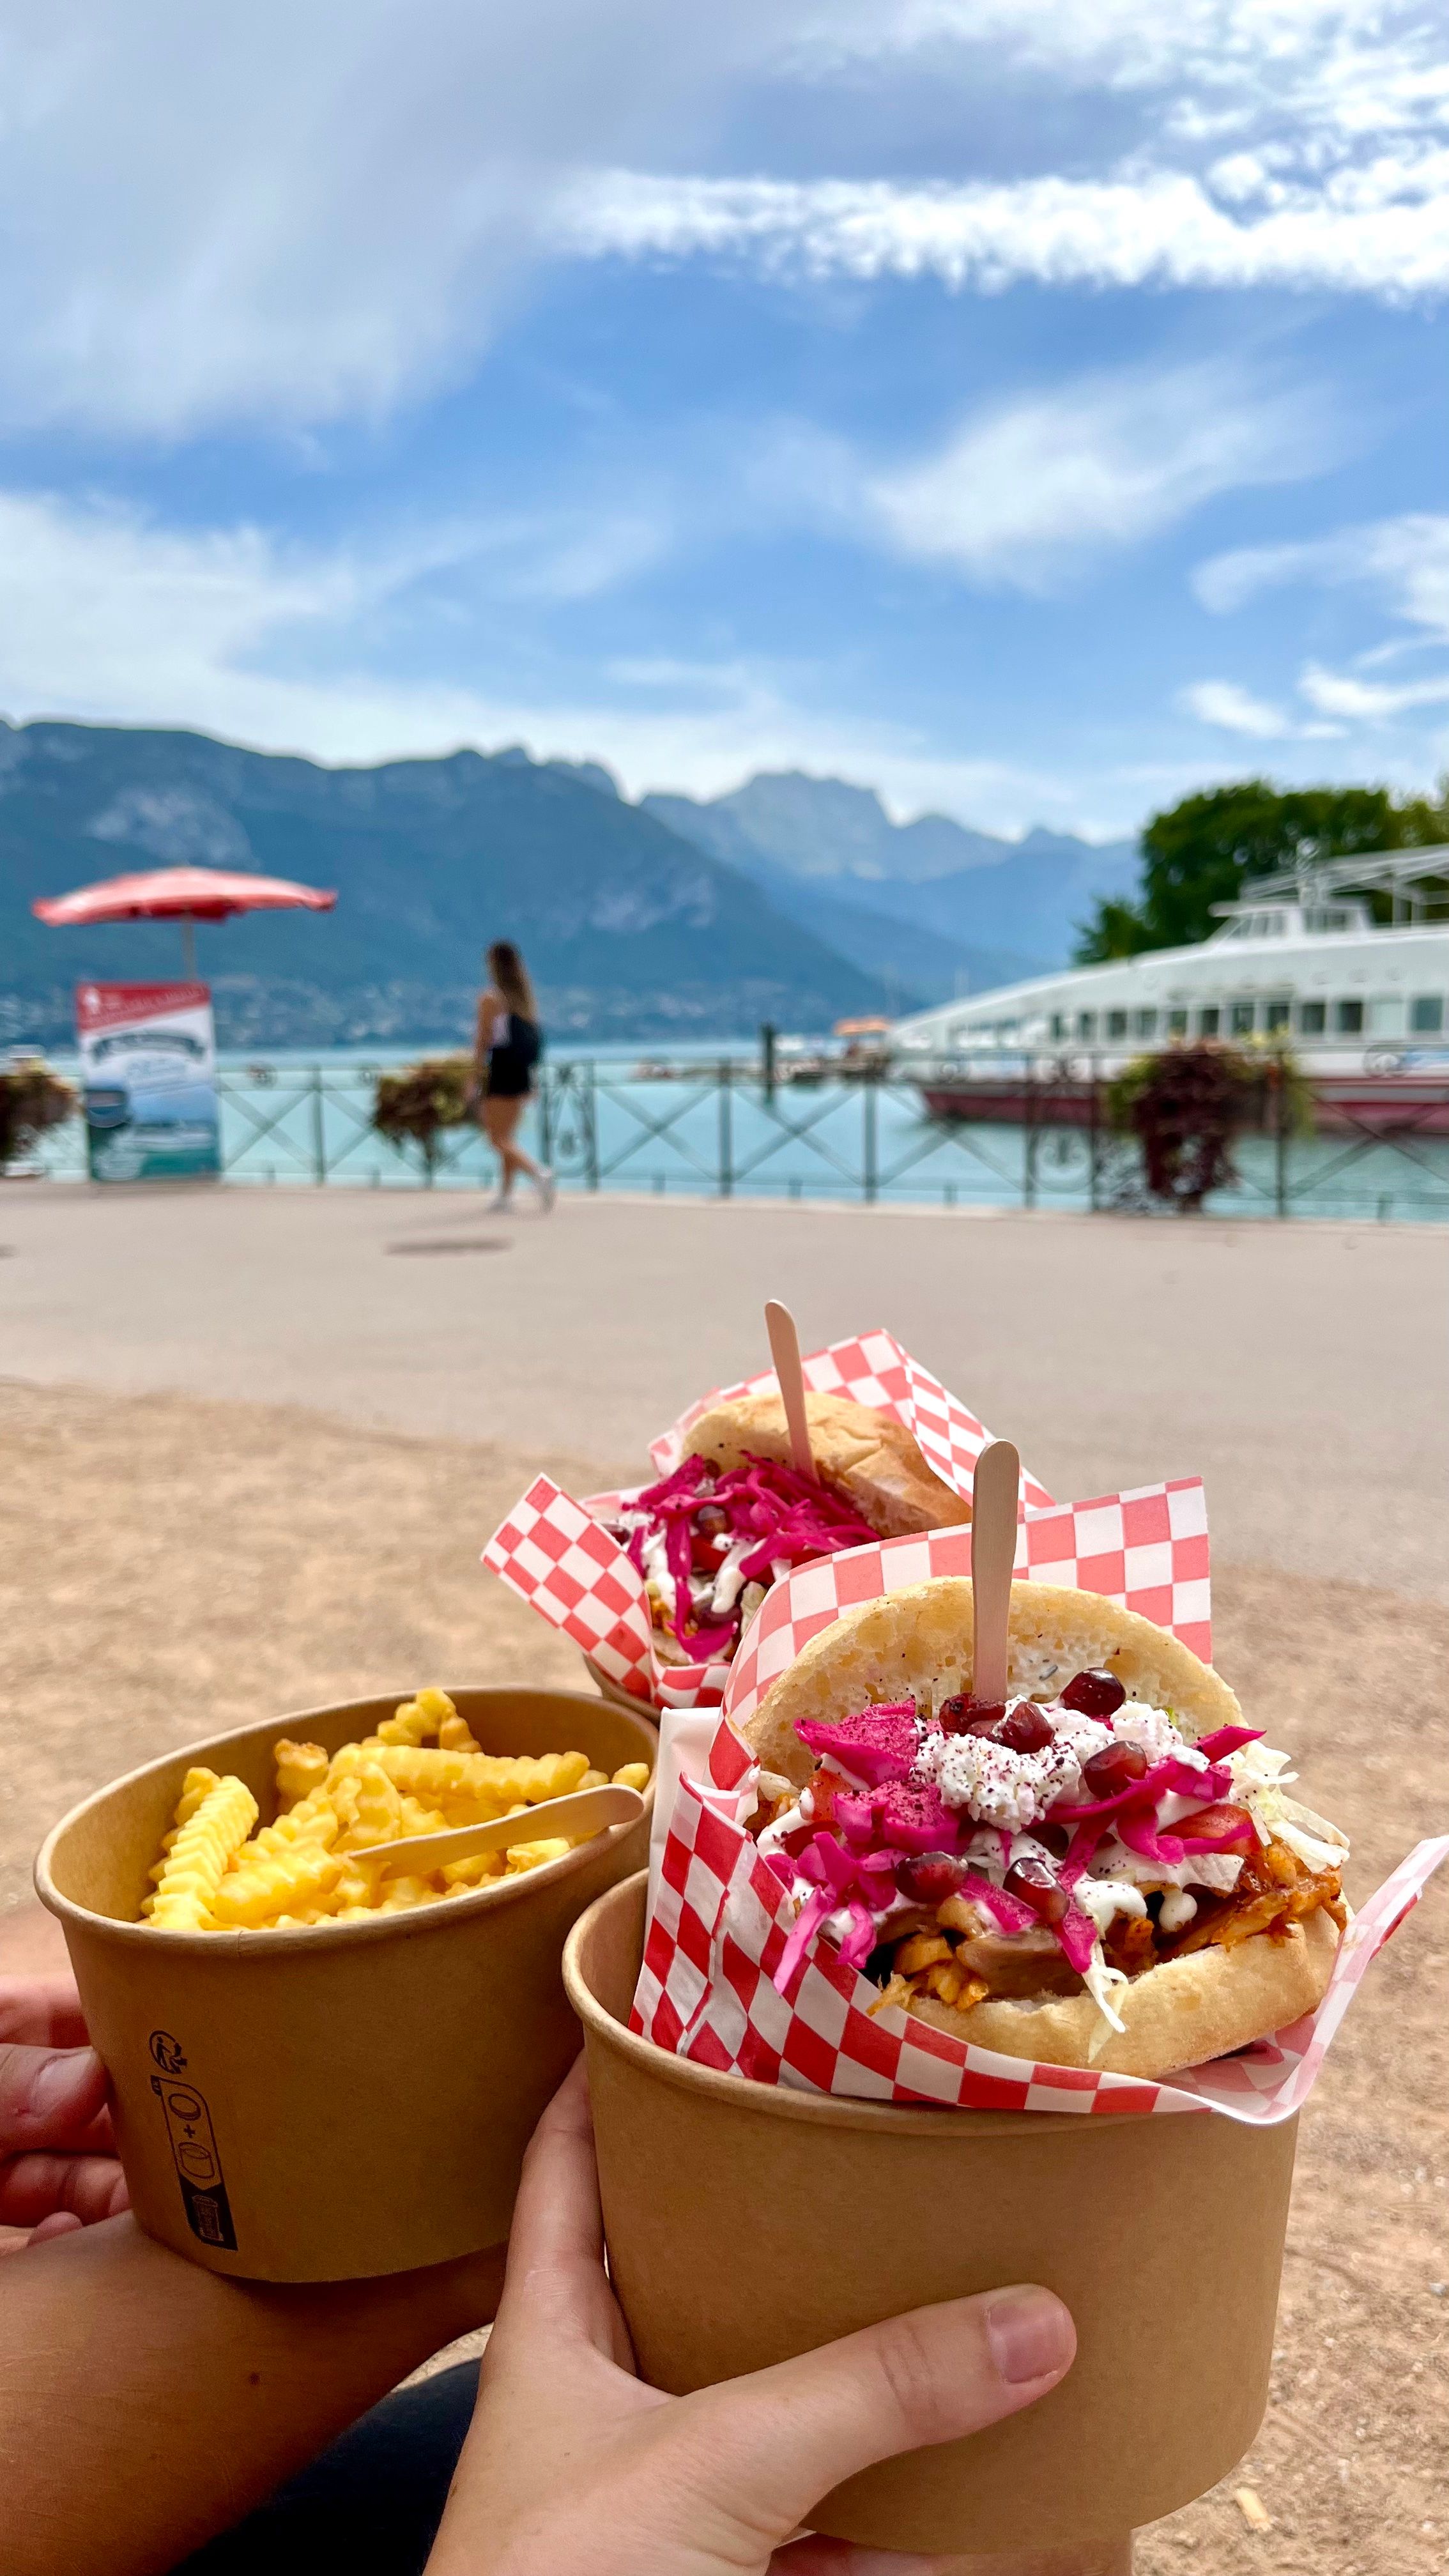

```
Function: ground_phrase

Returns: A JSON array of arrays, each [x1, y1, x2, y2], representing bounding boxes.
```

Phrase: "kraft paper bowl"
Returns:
[[36, 1686, 655, 2285], [564, 1871, 1298, 2557]]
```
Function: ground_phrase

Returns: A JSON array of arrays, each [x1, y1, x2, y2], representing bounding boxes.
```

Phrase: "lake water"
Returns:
[[27, 1048, 1449, 1222]]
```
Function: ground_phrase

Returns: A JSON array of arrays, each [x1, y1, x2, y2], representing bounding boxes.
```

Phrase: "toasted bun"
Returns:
[[909, 1905, 1341, 2078], [684, 1392, 970, 1542], [744, 1575, 1241, 1786]]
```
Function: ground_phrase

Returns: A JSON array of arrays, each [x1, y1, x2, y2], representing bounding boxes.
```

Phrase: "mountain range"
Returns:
[[641, 775, 1138, 1008], [0, 721, 1141, 1048]]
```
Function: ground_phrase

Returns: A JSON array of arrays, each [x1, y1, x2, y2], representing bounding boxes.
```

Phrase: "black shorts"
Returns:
[[169, 2361, 479, 2573], [485, 1052, 533, 1100]]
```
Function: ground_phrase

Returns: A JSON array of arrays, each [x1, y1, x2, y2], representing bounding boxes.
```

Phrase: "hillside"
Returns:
[[0, 724, 894, 1049]]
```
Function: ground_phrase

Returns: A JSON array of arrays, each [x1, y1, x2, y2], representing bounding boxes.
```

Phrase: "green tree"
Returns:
[[1076, 778, 1449, 962]]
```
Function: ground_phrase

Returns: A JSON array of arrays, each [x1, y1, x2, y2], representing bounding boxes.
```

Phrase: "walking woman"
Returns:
[[473, 940, 555, 1212]]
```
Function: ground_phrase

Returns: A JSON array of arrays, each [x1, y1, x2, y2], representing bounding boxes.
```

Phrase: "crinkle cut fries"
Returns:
[[142, 1687, 649, 1931]]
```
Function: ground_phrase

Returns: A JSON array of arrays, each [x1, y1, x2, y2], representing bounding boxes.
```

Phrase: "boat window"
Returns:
[[1335, 999, 1364, 1034], [1106, 1009, 1128, 1039], [1076, 1011, 1097, 1041], [1230, 1002, 1255, 1035], [1410, 996, 1444, 1034], [1298, 1000, 1326, 1035], [1197, 1006, 1220, 1036], [1168, 1009, 1188, 1037], [1134, 1008, 1157, 1038], [1050, 1013, 1066, 1040], [1265, 999, 1291, 1032]]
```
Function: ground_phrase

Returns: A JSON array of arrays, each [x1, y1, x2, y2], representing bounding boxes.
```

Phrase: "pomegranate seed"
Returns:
[[1080, 1740, 1149, 1800], [897, 1851, 967, 1905], [1004, 1859, 1069, 1924], [1061, 1669, 1126, 1719], [992, 1703, 1055, 1754], [939, 1694, 1008, 1736]]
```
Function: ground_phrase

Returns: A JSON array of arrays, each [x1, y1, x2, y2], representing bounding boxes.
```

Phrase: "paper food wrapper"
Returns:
[[482, 1328, 1061, 1712], [631, 1528, 1448, 2122]]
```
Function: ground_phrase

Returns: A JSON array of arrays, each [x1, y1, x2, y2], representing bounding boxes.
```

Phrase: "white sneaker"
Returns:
[[535, 1167, 556, 1214], [486, 1192, 512, 1214]]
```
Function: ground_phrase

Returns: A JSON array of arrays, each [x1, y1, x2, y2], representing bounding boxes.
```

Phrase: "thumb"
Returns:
[[0, 2043, 110, 2154], [670, 2285, 1074, 2554]]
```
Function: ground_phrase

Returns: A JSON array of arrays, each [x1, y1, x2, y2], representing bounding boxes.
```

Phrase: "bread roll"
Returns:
[[684, 1392, 970, 1542]]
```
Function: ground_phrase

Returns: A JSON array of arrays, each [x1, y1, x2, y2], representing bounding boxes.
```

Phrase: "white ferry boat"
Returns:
[[893, 848, 1449, 1133]]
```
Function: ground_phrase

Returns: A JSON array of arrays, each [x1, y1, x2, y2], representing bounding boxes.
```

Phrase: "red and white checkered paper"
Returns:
[[483, 1329, 1062, 1712], [634, 1760, 1446, 2122], [627, 1529, 1447, 2120]]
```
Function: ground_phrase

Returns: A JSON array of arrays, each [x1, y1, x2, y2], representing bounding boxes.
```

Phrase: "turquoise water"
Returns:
[[29, 1052, 1449, 1222]]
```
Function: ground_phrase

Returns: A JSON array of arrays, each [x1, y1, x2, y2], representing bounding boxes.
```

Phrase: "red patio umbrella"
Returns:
[[33, 863, 337, 974]]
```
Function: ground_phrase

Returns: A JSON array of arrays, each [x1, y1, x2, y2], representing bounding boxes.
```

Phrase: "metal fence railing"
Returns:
[[29, 1052, 1449, 1222]]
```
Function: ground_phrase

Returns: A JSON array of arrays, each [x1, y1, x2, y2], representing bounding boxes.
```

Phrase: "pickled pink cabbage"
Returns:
[[875, 1781, 953, 1853], [1055, 1903, 1098, 1975], [809, 1832, 862, 1898], [1059, 1825, 1104, 1890], [1048, 1758, 1177, 1823], [836, 1901, 878, 1972], [773, 1887, 831, 1993], [1193, 1724, 1264, 1763], [624, 1449, 878, 1660], [1160, 1758, 1232, 1802], [795, 1705, 917, 1787], [1116, 1808, 1186, 1868], [832, 1787, 877, 1843], [957, 1872, 1037, 1935]]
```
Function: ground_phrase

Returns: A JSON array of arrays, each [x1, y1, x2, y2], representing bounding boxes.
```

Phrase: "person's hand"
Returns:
[[427, 2063, 1076, 2576], [0, 1976, 130, 2248]]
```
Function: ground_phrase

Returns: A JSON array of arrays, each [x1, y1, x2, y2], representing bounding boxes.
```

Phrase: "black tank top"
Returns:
[[488, 1011, 540, 1087]]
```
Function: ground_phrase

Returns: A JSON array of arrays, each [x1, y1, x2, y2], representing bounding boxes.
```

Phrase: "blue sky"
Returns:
[[0, 0, 1445, 839]]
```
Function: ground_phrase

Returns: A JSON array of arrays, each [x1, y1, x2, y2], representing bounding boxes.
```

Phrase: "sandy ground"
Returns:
[[1, 1377, 1445, 2574]]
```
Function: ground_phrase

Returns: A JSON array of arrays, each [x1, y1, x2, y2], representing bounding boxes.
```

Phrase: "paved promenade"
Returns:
[[2, 1183, 1444, 1595]]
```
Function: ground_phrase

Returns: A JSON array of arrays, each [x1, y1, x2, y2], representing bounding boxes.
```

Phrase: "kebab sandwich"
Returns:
[[746, 1577, 1348, 2078], [606, 1393, 971, 1670]]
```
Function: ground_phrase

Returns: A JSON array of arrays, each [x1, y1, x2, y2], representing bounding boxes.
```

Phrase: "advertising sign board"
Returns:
[[76, 982, 221, 1182]]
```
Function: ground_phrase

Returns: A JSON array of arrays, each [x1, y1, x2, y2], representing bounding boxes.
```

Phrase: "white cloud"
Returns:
[[1298, 659, 1449, 718], [0, 0, 783, 436], [804, 1, 1449, 182], [0, 1, 1443, 438], [864, 360, 1327, 590], [0, 484, 1091, 831], [562, 158, 1449, 300], [1194, 511, 1449, 636], [562, 2, 1449, 310], [1179, 678, 1291, 736], [10, 482, 1446, 836]]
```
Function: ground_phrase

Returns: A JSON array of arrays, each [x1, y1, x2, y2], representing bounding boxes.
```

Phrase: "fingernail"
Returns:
[[986, 2287, 1074, 2385], [26, 2050, 95, 2119]]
